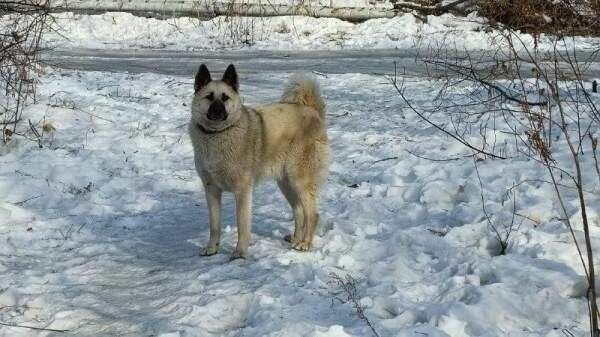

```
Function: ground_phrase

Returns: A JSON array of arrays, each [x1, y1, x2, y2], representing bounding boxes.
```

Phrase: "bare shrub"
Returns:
[[477, 0, 600, 36], [473, 158, 522, 255], [190, 0, 272, 47], [393, 1, 600, 335], [0, 0, 51, 144], [392, 0, 600, 35], [328, 272, 381, 337]]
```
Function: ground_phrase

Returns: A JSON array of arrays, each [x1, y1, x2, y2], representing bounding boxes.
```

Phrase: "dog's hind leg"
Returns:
[[277, 178, 304, 245], [201, 183, 222, 256], [293, 186, 318, 251]]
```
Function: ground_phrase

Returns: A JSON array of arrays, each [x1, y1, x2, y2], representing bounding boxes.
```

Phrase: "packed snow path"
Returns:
[[1, 63, 599, 336], [45, 48, 600, 79]]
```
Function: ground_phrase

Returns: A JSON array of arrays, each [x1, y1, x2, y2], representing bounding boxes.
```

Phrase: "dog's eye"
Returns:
[[205, 92, 214, 101], [221, 93, 229, 102]]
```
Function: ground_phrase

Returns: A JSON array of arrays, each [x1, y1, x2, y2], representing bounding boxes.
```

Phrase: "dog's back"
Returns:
[[252, 75, 329, 182]]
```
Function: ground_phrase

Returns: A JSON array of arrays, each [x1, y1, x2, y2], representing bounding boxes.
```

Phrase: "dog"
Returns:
[[188, 64, 330, 259]]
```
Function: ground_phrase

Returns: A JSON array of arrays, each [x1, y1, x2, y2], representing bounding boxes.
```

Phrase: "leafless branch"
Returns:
[[0, 321, 68, 333], [392, 2, 600, 334], [328, 273, 380, 337], [1, 0, 52, 144]]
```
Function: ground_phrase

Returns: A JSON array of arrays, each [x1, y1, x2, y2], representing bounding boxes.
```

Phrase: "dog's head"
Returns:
[[191, 64, 242, 132]]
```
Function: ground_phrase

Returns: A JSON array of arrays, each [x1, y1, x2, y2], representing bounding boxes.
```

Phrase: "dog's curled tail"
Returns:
[[280, 74, 326, 118]]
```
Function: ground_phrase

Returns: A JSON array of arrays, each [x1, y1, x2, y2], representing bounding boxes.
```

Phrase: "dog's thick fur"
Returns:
[[188, 64, 329, 259]]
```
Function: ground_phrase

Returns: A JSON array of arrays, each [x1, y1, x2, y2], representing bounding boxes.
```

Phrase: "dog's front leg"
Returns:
[[231, 185, 253, 259], [201, 183, 222, 256]]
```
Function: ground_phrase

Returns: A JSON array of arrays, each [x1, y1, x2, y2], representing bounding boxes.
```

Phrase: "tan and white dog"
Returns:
[[188, 64, 329, 259]]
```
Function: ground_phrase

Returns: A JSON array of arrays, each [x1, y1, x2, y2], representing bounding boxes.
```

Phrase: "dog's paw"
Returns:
[[200, 246, 219, 256], [292, 241, 312, 252], [286, 234, 303, 246], [229, 250, 247, 260]]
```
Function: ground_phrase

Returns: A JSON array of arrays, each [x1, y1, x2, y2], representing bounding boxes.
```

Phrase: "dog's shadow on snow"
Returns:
[[92, 181, 293, 263], [81, 178, 297, 266], [41, 180, 327, 335]]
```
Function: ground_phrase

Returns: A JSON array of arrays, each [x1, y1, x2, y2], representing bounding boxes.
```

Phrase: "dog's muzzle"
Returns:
[[207, 100, 228, 121]]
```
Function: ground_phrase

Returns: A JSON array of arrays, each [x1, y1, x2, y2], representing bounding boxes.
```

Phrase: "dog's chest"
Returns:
[[191, 132, 248, 190], [200, 161, 240, 191]]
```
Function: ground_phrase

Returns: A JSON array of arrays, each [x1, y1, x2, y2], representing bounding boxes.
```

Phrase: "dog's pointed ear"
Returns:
[[195, 64, 212, 92], [222, 64, 238, 92]]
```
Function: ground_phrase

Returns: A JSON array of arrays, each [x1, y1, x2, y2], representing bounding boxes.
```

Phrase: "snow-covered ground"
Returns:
[[2, 6, 600, 336], [44, 12, 599, 51], [1, 64, 599, 336]]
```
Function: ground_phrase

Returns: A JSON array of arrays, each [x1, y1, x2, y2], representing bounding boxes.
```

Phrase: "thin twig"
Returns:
[[11, 194, 42, 206], [328, 273, 380, 337], [0, 321, 68, 333], [372, 156, 398, 164], [473, 157, 508, 254], [405, 149, 475, 162]]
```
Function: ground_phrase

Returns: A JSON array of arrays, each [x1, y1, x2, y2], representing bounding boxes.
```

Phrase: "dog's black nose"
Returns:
[[207, 101, 228, 121]]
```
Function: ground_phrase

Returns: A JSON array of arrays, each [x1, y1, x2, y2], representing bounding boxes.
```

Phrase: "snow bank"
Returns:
[[43, 11, 599, 51]]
